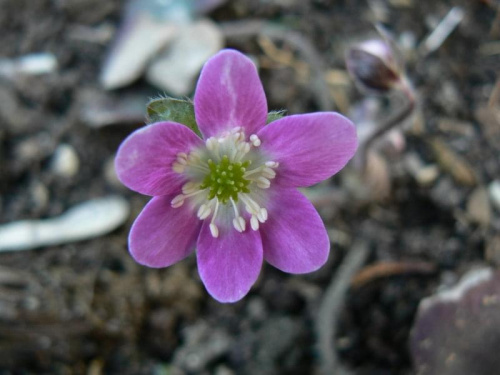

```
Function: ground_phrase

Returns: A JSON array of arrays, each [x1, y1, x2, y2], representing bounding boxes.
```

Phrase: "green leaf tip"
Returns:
[[147, 97, 201, 136], [266, 110, 287, 124]]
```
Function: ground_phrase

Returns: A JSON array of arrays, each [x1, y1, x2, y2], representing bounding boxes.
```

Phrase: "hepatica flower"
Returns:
[[116, 49, 358, 303]]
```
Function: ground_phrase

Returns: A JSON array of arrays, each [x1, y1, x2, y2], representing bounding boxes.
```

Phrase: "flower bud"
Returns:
[[346, 39, 402, 94]]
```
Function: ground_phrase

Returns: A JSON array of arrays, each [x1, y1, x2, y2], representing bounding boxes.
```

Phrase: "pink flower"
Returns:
[[115, 49, 358, 303]]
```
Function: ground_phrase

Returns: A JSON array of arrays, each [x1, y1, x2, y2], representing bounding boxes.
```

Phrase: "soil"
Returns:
[[0, 0, 498, 374]]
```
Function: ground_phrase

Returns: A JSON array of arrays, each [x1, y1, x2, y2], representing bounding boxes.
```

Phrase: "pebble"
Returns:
[[51, 144, 79, 178], [488, 180, 500, 211], [0, 196, 130, 252], [0, 53, 58, 79], [411, 268, 500, 375], [466, 186, 491, 227], [30, 181, 49, 211], [104, 156, 124, 189], [173, 321, 231, 372]]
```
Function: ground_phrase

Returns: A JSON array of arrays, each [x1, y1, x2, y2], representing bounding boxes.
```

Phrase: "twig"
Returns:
[[358, 83, 415, 171], [220, 20, 333, 111], [418, 6, 465, 57], [488, 75, 500, 108], [316, 240, 370, 375], [351, 261, 436, 289]]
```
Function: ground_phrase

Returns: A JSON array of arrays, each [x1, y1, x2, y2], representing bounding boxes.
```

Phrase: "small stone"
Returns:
[[246, 297, 267, 322], [363, 150, 391, 201], [214, 365, 234, 375], [485, 235, 500, 266], [51, 144, 79, 178], [466, 186, 491, 227], [488, 180, 500, 211], [173, 321, 231, 372], [0, 53, 57, 79], [30, 181, 49, 210], [430, 177, 466, 211], [104, 156, 124, 189], [411, 268, 500, 375], [415, 165, 439, 186]]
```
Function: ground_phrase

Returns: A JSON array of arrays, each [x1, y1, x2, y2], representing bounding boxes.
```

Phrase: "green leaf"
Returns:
[[147, 97, 201, 136], [266, 110, 287, 124]]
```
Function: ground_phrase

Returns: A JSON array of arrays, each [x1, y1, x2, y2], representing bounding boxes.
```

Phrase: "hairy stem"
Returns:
[[316, 240, 370, 375], [359, 83, 416, 171]]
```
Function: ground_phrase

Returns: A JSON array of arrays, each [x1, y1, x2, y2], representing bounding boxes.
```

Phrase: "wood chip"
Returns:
[[430, 138, 477, 186], [351, 261, 437, 289]]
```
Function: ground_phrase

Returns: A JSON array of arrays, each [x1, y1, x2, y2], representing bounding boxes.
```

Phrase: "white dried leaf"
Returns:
[[0, 196, 130, 252], [146, 19, 224, 96], [100, 13, 179, 90]]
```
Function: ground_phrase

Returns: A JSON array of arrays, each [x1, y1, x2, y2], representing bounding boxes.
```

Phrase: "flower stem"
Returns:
[[358, 82, 416, 171], [316, 239, 370, 375]]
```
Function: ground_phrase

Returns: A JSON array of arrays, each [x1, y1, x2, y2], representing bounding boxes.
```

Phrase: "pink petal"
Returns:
[[258, 112, 358, 187], [115, 122, 203, 196], [129, 196, 201, 268], [194, 49, 268, 138], [261, 188, 330, 273], [197, 221, 263, 303]]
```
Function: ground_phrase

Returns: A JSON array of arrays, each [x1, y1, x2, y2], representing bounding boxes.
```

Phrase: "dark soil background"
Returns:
[[0, 0, 499, 374]]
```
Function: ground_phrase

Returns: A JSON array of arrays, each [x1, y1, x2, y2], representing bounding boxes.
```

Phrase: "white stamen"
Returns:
[[170, 127, 277, 236], [240, 194, 261, 215], [250, 215, 259, 231], [188, 149, 202, 160], [211, 199, 220, 223], [233, 143, 249, 161], [244, 166, 265, 178], [206, 137, 218, 151], [182, 181, 199, 194], [197, 204, 211, 220], [258, 208, 268, 223], [171, 194, 185, 208], [229, 198, 239, 216], [262, 167, 276, 179], [177, 153, 188, 165], [265, 161, 279, 168], [250, 134, 261, 147], [183, 189, 206, 199], [209, 223, 219, 238], [243, 142, 251, 154], [256, 176, 271, 189], [172, 162, 185, 173], [233, 216, 246, 232]]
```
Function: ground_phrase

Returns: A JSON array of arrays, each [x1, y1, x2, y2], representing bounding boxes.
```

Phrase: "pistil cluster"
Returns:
[[170, 127, 279, 238]]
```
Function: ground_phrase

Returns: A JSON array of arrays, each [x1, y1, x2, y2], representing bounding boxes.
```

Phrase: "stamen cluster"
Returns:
[[170, 127, 279, 238]]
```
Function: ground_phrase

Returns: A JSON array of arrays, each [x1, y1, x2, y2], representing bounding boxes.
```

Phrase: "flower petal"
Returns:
[[258, 112, 358, 187], [129, 196, 201, 268], [194, 49, 268, 138], [197, 221, 263, 303], [115, 122, 203, 196], [261, 188, 330, 273]]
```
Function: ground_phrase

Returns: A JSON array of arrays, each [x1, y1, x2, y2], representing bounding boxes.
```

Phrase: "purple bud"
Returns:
[[346, 39, 402, 94]]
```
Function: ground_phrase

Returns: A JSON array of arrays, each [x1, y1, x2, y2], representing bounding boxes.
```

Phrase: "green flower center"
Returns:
[[199, 155, 251, 204]]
